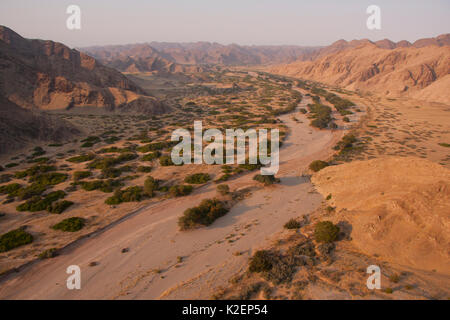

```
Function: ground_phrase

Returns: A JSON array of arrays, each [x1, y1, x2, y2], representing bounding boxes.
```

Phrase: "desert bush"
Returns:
[[144, 176, 159, 197], [16, 190, 66, 212], [184, 173, 210, 184], [178, 198, 228, 230], [0, 183, 22, 195], [66, 154, 95, 163], [0, 227, 33, 252], [239, 163, 262, 171], [88, 153, 137, 170], [5, 163, 19, 168], [29, 172, 68, 187], [141, 151, 161, 161], [48, 200, 74, 214], [249, 250, 273, 273], [79, 179, 122, 193], [137, 142, 167, 153], [159, 155, 175, 166], [343, 117, 350, 122], [284, 218, 301, 229], [309, 160, 329, 172], [14, 164, 56, 179], [216, 184, 230, 196], [253, 174, 279, 185], [13, 183, 47, 200], [314, 221, 340, 243], [137, 166, 152, 173], [51, 217, 85, 232], [73, 171, 91, 181], [38, 248, 58, 259], [169, 185, 193, 197], [101, 167, 122, 178], [105, 186, 144, 205], [216, 172, 233, 183]]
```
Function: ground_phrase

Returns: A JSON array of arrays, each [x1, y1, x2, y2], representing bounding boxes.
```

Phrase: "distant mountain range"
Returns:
[[271, 34, 450, 104], [81, 42, 320, 72]]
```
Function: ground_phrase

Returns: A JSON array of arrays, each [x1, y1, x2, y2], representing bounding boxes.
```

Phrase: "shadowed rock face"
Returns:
[[0, 95, 81, 154], [0, 25, 169, 114]]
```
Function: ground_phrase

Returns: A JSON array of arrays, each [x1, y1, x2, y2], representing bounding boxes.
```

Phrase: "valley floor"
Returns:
[[0, 97, 343, 299]]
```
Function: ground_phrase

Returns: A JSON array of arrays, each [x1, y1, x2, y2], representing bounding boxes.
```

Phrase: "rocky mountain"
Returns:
[[0, 25, 168, 113], [82, 42, 321, 71], [0, 95, 80, 154], [271, 34, 450, 104]]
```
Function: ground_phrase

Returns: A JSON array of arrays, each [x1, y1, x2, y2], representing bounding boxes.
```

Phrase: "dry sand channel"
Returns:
[[0, 98, 346, 299]]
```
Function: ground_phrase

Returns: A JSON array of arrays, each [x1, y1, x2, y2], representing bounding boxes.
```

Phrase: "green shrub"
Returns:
[[73, 171, 91, 181], [284, 218, 301, 229], [314, 221, 340, 243], [0, 183, 22, 195], [178, 198, 228, 230], [38, 248, 58, 259], [309, 160, 329, 172], [184, 173, 210, 184], [249, 250, 273, 273], [215, 173, 232, 182], [51, 217, 85, 232], [253, 174, 279, 185], [16, 190, 66, 212], [169, 185, 193, 197], [144, 176, 159, 197], [29, 172, 68, 187], [66, 154, 95, 163], [88, 153, 138, 170], [79, 179, 122, 193], [141, 151, 161, 161], [137, 166, 152, 173], [14, 164, 56, 179], [137, 142, 167, 153], [343, 117, 350, 122], [48, 200, 74, 214], [159, 155, 175, 166], [216, 184, 230, 196], [239, 163, 262, 171], [101, 167, 122, 178], [5, 163, 19, 168], [0, 227, 33, 252], [105, 186, 144, 205], [14, 183, 47, 200]]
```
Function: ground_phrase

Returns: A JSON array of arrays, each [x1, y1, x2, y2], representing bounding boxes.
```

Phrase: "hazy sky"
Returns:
[[0, 0, 449, 48]]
